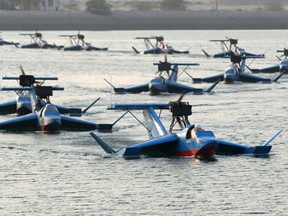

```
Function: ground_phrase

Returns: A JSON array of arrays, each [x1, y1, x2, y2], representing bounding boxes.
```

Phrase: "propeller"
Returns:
[[168, 92, 192, 131], [18, 66, 43, 86], [155, 54, 171, 77]]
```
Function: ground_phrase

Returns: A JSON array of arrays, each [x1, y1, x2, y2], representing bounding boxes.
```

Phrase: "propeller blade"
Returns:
[[177, 92, 187, 102], [19, 66, 26, 75]]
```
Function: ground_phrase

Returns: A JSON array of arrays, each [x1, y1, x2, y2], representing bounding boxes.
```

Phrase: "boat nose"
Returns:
[[223, 74, 234, 84], [279, 65, 288, 73], [195, 140, 218, 159]]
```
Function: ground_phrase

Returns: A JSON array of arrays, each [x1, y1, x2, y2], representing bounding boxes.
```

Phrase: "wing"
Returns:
[[166, 81, 204, 93], [143, 47, 163, 54], [173, 49, 189, 54], [60, 115, 99, 131], [105, 79, 149, 94], [123, 133, 179, 158], [256, 65, 280, 73], [52, 104, 71, 114], [192, 73, 224, 83], [242, 51, 264, 57], [42, 97, 100, 116], [60, 115, 113, 132], [0, 100, 17, 115], [216, 139, 271, 156], [239, 72, 270, 83], [0, 113, 38, 131], [115, 83, 149, 94]]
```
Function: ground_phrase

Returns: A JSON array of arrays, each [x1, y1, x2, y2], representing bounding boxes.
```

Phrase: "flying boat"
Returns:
[[105, 56, 219, 95], [60, 33, 108, 51], [132, 36, 189, 54], [202, 37, 264, 58], [90, 96, 283, 159], [0, 85, 124, 133], [189, 52, 286, 84], [20, 32, 62, 49], [0, 32, 19, 46], [0, 67, 98, 116]]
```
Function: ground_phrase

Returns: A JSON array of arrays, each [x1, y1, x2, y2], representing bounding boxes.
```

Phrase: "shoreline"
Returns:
[[0, 10, 288, 30]]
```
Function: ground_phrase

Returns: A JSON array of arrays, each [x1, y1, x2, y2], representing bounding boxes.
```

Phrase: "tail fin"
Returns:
[[53, 43, 62, 50], [202, 49, 211, 57], [247, 68, 260, 74], [82, 97, 100, 114], [132, 46, 140, 54], [97, 111, 128, 132], [205, 79, 220, 93], [245, 64, 258, 73], [262, 129, 283, 146], [112, 111, 128, 126], [273, 70, 287, 82], [104, 78, 116, 89], [184, 70, 194, 81], [90, 132, 115, 154], [104, 78, 125, 93], [13, 42, 19, 48], [184, 71, 204, 83]]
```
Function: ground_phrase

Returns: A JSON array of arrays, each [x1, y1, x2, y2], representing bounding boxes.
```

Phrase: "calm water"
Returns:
[[0, 30, 287, 215]]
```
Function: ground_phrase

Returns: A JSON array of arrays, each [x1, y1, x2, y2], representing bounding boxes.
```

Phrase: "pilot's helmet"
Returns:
[[194, 124, 202, 131]]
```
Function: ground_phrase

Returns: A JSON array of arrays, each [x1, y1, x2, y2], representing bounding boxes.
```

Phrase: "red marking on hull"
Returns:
[[223, 78, 234, 84], [149, 88, 161, 95], [175, 146, 216, 159], [39, 124, 61, 133], [195, 146, 217, 159]]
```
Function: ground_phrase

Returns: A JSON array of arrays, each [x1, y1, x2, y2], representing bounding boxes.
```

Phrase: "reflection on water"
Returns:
[[0, 30, 287, 215]]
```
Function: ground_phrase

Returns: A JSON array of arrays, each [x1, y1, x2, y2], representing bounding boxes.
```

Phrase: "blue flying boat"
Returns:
[[0, 67, 98, 116], [90, 97, 283, 159], [0, 85, 124, 133], [105, 56, 219, 95], [190, 52, 286, 84], [132, 36, 189, 54], [202, 37, 264, 58], [60, 33, 108, 51]]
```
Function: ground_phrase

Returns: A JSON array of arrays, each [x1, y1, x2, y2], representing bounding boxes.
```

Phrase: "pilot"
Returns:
[[190, 124, 203, 139]]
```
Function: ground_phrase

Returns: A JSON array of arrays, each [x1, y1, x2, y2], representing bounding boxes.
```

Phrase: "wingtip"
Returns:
[[205, 79, 220, 92], [202, 49, 211, 57], [132, 46, 140, 54], [90, 132, 115, 154], [273, 70, 287, 82]]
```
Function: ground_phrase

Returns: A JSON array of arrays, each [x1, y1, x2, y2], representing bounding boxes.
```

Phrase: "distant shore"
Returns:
[[0, 10, 288, 30]]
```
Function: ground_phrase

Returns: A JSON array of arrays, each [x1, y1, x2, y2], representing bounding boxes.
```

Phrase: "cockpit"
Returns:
[[178, 124, 214, 140], [39, 104, 59, 117], [178, 124, 196, 139]]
